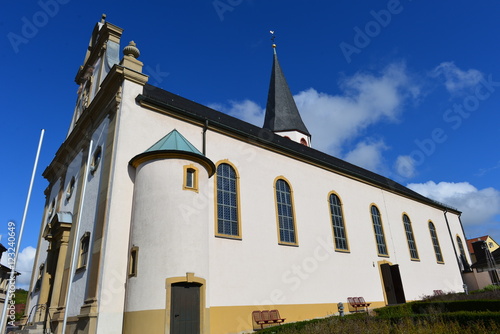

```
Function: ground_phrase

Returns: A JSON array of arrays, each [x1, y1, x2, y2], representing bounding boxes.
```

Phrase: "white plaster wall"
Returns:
[[126, 158, 211, 312], [94, 80, 147, 334], [113, 99, 467, 313], [201, 128, 466, 307]]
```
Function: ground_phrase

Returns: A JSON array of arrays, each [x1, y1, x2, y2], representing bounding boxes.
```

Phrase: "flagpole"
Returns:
[[0, 129, 45, 333], [61, 139, 93, 334]]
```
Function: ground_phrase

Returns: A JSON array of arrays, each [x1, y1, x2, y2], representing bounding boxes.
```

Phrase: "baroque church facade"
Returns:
[[23, 16, 471, 333]]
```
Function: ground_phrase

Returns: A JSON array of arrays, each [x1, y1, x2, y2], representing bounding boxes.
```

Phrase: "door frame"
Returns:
[[165, 273, 206, 334], [378, 260, 406, 305]]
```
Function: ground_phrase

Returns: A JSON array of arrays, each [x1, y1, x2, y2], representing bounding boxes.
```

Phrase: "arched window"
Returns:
[[371, 205, 388, 256], [457, 236, 466, 259], [403, 214, 419, 260], [329, 193, 348, 251], [429, 221, 444, 263], [216, 163, 240, 237], [275, 178, 297, 245]]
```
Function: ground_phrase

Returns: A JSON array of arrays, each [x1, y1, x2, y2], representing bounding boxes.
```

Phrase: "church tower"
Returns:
[[67, 14, 123, 136], [263, 43, 311, 146]]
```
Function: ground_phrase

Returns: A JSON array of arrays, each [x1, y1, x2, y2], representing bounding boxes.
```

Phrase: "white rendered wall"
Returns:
[[94, 80, 147, 334], [116, 100, 467, 315], [126, 158, 211, 312], [202, 127, 466, 307]]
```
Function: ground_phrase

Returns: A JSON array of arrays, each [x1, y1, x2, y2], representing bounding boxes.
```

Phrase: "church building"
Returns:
[[23, 16, 471, 334]]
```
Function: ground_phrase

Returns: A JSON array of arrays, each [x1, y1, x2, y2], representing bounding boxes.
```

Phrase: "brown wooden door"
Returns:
[[380, 263, 406, 305]]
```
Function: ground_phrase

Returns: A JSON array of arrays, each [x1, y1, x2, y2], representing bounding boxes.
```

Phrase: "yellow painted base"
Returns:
[[123, 301, 387, 334], [123, 309, 165, 334]]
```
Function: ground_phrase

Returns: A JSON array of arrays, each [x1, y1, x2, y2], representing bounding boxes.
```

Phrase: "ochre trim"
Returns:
[[137, 98, 461, 215], [209, 301, 384, 333], [165, 274, 207, 334], [130, 150, 215, 176], [428, 220, 445, 264], [123, 309, 165, 334], [273, 176, 299, 246], [377, 259, 393, 306], [369, 203, 390, 257], [402, 212, 420, 261], [183, 164, 199, 192], [327, 191, 350, 252], [128, 246, 139, 277], [213, 160, 242, 239]]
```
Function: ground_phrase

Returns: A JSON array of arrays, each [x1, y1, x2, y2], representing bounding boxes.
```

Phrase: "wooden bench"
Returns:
[[347, 297, 371, 312], [252, 309, 286, 329]]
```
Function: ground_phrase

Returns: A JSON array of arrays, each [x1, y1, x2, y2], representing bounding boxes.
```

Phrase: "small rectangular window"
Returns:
[[183, 165, 198, 191], [129, 247, 139, 277], [78, 232, 90, 269]]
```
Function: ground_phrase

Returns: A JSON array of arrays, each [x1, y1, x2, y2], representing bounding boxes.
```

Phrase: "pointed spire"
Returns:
[[263, 43, 311, 138]]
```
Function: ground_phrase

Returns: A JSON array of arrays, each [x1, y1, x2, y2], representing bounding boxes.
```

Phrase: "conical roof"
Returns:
[[145, 129, 203, 155], [263, 48, 310, 136], [129, 129, 215, 176]]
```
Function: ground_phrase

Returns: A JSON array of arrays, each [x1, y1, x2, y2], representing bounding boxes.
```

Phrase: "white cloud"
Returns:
[[407, 181, 500, 238], [431, 62, 483, 95], [208, 100, 264, 127], [297, 62, 419, 155], [344, 139, 388, 174], [394, 155, 417, 178], [1, 246, 36, 290], [212, 63, 420, 174]]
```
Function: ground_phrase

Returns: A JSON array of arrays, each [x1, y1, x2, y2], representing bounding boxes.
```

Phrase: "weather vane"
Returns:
[[270, 30, 276, 48]]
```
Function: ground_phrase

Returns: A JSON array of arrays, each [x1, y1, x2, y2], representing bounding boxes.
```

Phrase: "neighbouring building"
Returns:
[[464, 236, 500, 290], [22, 16, 472, 334]]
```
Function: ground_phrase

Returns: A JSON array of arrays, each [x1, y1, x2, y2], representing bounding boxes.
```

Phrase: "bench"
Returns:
[[347, 297, 371, 312], [433, 289, 444, 296], [252, 309, 286, 329]]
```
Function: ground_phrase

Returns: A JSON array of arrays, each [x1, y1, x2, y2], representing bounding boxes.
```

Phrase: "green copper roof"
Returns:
[[145, 129, 203, 155]]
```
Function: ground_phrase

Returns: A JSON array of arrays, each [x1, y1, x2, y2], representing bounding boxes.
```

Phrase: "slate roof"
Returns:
[[137, 83, 459, 213], [263, 49, 310, 136]]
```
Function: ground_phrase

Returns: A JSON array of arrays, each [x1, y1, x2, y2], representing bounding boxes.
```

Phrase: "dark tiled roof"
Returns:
[[138, 84, 459, 213], [263, 51, 310, 136]]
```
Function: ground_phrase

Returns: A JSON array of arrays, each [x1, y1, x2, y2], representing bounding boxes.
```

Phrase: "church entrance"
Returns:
[[380, 263, 406, 305], [170, 282, 201, 334]]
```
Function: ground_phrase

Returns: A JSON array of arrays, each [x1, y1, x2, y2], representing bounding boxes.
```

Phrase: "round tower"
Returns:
[[124, 129, 214, 332]]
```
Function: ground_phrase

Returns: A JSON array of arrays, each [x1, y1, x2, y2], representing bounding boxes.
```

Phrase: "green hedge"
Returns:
[[412, 311, 500, 326], [411, 300, 500, 314], [375, 300, 500, 318]]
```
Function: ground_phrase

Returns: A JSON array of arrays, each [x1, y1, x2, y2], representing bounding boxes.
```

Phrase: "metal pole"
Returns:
[[0, 129, 45, 333], [61, 140, 93, 334]]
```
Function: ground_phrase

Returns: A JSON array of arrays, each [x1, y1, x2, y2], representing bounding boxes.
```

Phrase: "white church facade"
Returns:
[[23, 16, 471, 334]]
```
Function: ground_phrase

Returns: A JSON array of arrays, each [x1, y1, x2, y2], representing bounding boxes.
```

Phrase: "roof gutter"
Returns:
[[136, 94, 460, 213]]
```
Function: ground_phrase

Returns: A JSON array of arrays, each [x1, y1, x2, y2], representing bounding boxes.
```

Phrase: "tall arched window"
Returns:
[[403, 214, 419, 260], [216, 163, 240, 237], [456, 235, 470, 271], [329, 193, 349, 251], [429, 221, 444, 263], [371, 205, 388, 256], [457, 236, 466, 259], [275, 178, 297, 245]]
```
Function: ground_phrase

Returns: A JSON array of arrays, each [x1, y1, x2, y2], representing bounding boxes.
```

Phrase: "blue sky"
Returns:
[[2, 0, 500, 287]]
